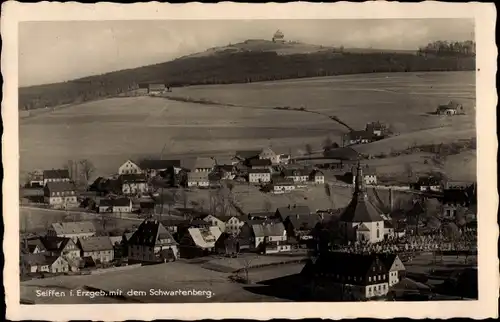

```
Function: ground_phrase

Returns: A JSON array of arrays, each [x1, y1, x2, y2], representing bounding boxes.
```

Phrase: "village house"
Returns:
[[340, 163, 385, 244], [233, 150, 261, 164], [214, 164, 236, 180], [283, 168, 310, 183], [224, 216, 245, 235], [187, 171, 210, 188], [118, 160, 143, 175], [41, 236, 81, 262], [365, 121, 387, 137], [342, 130, 375, 147], [179, 226, 222, 258], [283, 214, 321, 246], [20, 238, 47, 254], [259, 147, 280, 164], [275, 205, 312, 222], [128, 219, 179, 263], [309, 170, 325, 184], [77, 236, 114, 264], [120, 173, 148, 195], [247, 211, 276, 220], [301, 252, 390, 300], [379, 254, 406, 287], [271, 178, 296, 194], [139, 159, 182, 178], [248, 169, 271, 184], [445, 181, 475, 190], [193, 157, 216, 173], [277, 154, 291, 165], [238, 221, 290, 254], [248, 158, 273, 170], [43, 182, 78, 209], [352, 165, 377, 185], [417, 176, 442, 192], [43, 169, 71, 186], [98, 197, 132, 214], [202, 214, 227, 233], [28, 170, 44, 187], [215, 233, 240, 256], [441, 187, 476, 219], [21, 253, 69, 275], [47, 221, 97, 242]]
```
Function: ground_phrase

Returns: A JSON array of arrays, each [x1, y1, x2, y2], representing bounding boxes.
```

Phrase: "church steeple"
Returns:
[[354, 161, 367, 199]]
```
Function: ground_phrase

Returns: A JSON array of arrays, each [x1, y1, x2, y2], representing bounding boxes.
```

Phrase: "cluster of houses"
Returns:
[[434, 100, 465, 116], [342, 121, 388, 147]]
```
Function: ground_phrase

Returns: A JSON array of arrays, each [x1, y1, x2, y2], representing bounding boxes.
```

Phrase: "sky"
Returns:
[[19, 19, 474, 87]]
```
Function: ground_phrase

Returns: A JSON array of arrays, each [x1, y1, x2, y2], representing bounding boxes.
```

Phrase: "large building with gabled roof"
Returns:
[[127, 219, 179, 263], [339, 162, 385, 243]]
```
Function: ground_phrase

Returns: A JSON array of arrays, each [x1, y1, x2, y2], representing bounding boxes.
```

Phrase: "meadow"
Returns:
[[20, 71, 476, 183]]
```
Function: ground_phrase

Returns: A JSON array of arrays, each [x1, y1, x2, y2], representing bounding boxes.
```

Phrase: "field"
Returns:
[[20, 260, 297, 303], [20, 71, 476, 184]]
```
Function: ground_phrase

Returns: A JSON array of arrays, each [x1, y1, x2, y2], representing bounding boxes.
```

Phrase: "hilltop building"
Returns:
[[272, 29, 286, 43]]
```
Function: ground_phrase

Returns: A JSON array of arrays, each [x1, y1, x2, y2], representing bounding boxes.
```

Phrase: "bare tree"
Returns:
[[78, 159, 96, 186], [324, 183, 335, 209], [305, 143, 313, 155], [209, 184, 233, 217], [322, 137, 334, 151], [178, 188, 189, 209], [238, 255, 258, 284], [263, 199, 273, 212]]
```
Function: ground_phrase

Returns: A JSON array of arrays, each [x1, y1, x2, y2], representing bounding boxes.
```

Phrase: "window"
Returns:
[[368, 276, 371, 282], [382, 274, 386, 279]]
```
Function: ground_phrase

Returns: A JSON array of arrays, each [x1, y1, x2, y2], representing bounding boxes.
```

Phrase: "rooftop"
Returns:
[[45, 181, 76, 193], [79, 236, 114, 252], [128, 219, 176, 247], [138, 159, 181, 170], [99, 198, 131, 207], [50, 221, 96, 235], [43, 169, 70, 180]]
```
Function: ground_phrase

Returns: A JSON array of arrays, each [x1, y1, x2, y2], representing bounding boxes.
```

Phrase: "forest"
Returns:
[[19, 40, 476, 111]]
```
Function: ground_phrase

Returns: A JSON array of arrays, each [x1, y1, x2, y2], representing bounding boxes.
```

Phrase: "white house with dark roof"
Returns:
[[271, 179, 296, 194], [283, 168, 310, 183], [21, 253, 69, 274], [259, 147, 280, 164], [98, 197, 132, 213], [249, 169, 271, 183], [352, 165, 377, 185], [309, 170, 325, 184], [275, 205, 311, 222], [118, 160, 143, 175], [128, 219, 179, 263], [138, 159, 182, 177], [239, 221, 289, 253], [379, 254, 406, 287], [187, 171, 210, 188], [340, 163, 385, 243], [179, 226, 222, 258], [202, 214, 226, 234], [47, 221, 97, 242], [224, 216, 245, 235], [248, 158, 273, 170], [43, 169, 70, 186], [193, 157, 216, 173], [43, 182, 78, 208], [120, 173, 148, 195], [77, 236, 114, 264]]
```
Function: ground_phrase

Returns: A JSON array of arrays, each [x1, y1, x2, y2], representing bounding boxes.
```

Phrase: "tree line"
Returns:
[[417, 40, 476, 57], [19, 48, 475, 111]]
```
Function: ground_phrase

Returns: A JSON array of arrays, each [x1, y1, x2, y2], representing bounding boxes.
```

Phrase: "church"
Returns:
[[339, 162, 385, 243]]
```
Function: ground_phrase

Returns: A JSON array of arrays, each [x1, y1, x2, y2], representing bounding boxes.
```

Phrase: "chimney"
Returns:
[[288, 205, 291, 209]]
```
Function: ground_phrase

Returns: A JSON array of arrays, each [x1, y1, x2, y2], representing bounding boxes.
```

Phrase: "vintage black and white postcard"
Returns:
[[2, 1, 498, 320]]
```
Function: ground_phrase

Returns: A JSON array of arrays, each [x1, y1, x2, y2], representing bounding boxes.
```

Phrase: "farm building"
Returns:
[[238, 221, 289, 253], [248, 158, 272, 170], [147, 83, 166, 94], [435, 100, 464, 115], [21, 253, 69, 275], [28, 170, 44, 187], [365, 121, 387, 137], [309, 170, 325, 184], [282, 168, 310, 183], [138, 159, 182, 177], [43, 182, 78, 209], [342, 130, 376, 147], [271, 178, 296, 194]]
